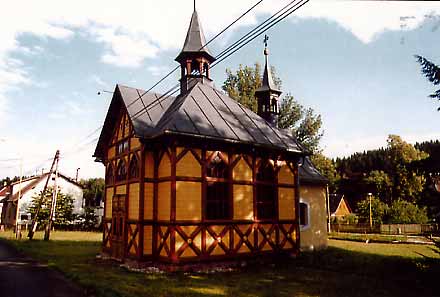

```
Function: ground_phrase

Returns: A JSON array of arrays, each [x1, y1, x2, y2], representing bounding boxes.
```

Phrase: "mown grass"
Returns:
[[1, 231, 440, 297], [328, 232, 437, 244]]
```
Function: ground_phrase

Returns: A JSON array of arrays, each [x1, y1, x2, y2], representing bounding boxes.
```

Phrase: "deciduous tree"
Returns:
[[223, 63, 323, 153]]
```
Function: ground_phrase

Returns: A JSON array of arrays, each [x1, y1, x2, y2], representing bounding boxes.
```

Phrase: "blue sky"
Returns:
[[0, 0, 439, 179]]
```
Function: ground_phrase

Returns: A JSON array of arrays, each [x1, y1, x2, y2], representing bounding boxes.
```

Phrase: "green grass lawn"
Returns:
[[1, 231, 439, 297]]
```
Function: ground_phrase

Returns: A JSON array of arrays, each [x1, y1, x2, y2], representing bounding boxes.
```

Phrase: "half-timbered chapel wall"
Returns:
[[103, 110, 143, 258]]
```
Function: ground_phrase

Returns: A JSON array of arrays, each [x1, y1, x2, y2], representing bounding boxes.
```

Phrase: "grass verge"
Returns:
[[1, 231, 440, 297]]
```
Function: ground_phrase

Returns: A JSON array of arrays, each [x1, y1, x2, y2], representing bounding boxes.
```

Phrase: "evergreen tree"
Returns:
[[28, 187, 75, 229], [415, 55, 440, 110]]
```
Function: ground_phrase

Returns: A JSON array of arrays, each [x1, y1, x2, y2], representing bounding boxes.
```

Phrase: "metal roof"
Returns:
[[175, 10, 215, 63], [299, 157, 328, 185], [94, 82, 307, 159]]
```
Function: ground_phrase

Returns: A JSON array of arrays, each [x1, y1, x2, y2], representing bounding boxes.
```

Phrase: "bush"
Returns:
[[387, 199, 429, 224]]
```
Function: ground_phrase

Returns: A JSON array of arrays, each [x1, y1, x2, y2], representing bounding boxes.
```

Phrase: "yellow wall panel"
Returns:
[[145, 152, 154, 178], [278, 187, 295, 220], [143, 226, 152, 255], [278, 164, 294, 185], [158, 153, 171, 178], [116, 185, 126, 195], [158, 182, 171, 220], [300, 185, 328, 251], [130, 137, 141, 150], [143, 182, 153, 220], [176, 181, 201, 221], [233, 185, 253, 220], [128, 183, 140, 220], [105, 188, 114, 218], [233, 158, 252, 181], [176, 152, 201, 177], [107, 146, 116, 160]]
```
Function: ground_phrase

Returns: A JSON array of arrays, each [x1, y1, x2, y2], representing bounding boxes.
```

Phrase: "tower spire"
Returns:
[[255, 35, 282, 127], [176, 8, 216, 95]]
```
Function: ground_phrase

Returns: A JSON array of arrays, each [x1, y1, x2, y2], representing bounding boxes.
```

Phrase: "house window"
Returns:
[[106, 164, 114, 185], [299, 202, 309, 229], [206, 152, 230, 220], [116, 160, 127, 182], [116, 139, 129, 155], [256, 160, 277, 220], [128, 155, 139, 179]]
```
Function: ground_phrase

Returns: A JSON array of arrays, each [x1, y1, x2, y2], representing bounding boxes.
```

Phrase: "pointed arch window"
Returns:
[[128, 155, 139, 179], [116, 159, 127, 182], [256, 160, 277, 220], [106, 164, 114, 185], [206, 152, 230, 220]]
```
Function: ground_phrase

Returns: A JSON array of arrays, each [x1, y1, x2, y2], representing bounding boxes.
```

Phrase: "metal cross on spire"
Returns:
[[264, 34, 269, 48], [194, 0, 196, 11]]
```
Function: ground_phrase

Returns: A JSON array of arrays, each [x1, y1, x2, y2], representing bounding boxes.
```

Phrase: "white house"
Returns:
[[0, 172, 84, 227]]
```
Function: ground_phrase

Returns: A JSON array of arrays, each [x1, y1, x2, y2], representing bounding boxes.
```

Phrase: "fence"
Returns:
[[331, 223, 439, 235]]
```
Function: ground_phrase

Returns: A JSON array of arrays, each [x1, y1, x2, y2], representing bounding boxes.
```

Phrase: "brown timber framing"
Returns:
[[104, 131, 301, 263]]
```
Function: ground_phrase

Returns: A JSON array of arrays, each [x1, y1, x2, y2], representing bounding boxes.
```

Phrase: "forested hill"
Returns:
[[334, 138, 440, 218]]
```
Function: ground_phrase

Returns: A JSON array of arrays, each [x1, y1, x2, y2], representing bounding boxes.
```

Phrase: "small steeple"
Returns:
[[176, 6, 215, 95], [255, 35, 282, 126]]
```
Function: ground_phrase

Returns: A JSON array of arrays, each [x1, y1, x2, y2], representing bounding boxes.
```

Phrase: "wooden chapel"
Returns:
[[93, 8, 308, 265]]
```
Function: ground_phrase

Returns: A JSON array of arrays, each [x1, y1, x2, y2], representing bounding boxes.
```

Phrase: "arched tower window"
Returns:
[[206, 152, 230, 220], [256, 160, 277, 220], [128, 155, 139, 179], [116, 159, 127, 182], [106, 164, 114, 185]]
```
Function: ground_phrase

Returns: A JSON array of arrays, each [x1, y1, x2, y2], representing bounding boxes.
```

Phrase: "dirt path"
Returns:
[[0, 240, 84, 297]]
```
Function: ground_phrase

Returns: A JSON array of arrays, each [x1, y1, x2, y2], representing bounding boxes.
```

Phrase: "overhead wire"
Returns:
[[131, 0, 309, 122], [125, 0, 265, 110]]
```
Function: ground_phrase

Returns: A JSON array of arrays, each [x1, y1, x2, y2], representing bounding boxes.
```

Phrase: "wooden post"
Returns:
[[28, 150, 59, 240], [44, 151, 60, 241], [15, 158, 23, 239]]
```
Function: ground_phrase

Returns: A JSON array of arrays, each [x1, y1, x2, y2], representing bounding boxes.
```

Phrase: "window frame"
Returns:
[[205, 152, 231, 221], [115, 159, 127, 182], [128, 155, 139, 180], [299, 200, 310, 231], [256, 160, 277, 221]]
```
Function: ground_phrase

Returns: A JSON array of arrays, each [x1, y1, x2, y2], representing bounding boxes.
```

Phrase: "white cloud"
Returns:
[[295, 1, 440, 43], [148, 65, 170, 77]]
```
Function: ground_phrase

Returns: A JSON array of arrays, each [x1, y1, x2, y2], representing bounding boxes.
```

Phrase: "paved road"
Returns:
[[0, 240, 84, 297]]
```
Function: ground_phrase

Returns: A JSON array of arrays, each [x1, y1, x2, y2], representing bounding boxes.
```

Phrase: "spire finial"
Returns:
[[194, 0, 196, 11], [263, 34, 269, 55]]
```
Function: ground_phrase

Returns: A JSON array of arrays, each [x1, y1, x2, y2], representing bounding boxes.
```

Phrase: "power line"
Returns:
[[125, 0, 265, 110], [131, 0, 309, 121]]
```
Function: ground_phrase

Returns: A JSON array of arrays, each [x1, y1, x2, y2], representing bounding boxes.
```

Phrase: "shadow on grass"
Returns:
[[3, 236, 440, 297]]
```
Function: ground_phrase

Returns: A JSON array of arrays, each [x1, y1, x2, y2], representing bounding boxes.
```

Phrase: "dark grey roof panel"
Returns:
[[96, 82, 306, 159], [299, 157, 328, 185]]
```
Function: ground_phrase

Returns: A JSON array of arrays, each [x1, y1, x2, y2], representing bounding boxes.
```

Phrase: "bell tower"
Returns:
[[255, 35, 282, 127], [175, 5, 216, 95]]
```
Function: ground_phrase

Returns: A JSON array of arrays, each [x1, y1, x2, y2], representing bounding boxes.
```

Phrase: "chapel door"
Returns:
[[111, 194, 126, 260]]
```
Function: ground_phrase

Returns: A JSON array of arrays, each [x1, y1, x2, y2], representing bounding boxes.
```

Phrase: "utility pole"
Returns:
[[28, 150, 59, 240], [14, 158, 23, 239], [44, 151, 60, 241], [76, 167, 80, 182], [326, 184, 331, 233], [368, 193, 373, 229]]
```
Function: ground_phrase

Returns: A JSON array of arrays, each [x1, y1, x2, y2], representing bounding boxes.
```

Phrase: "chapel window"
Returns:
[[206, 152, 230, 220], [128, 155, 139, 179], [256, 160, 277, 220], [116, 160, 127, 182], [106, 164, 114, 185]]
